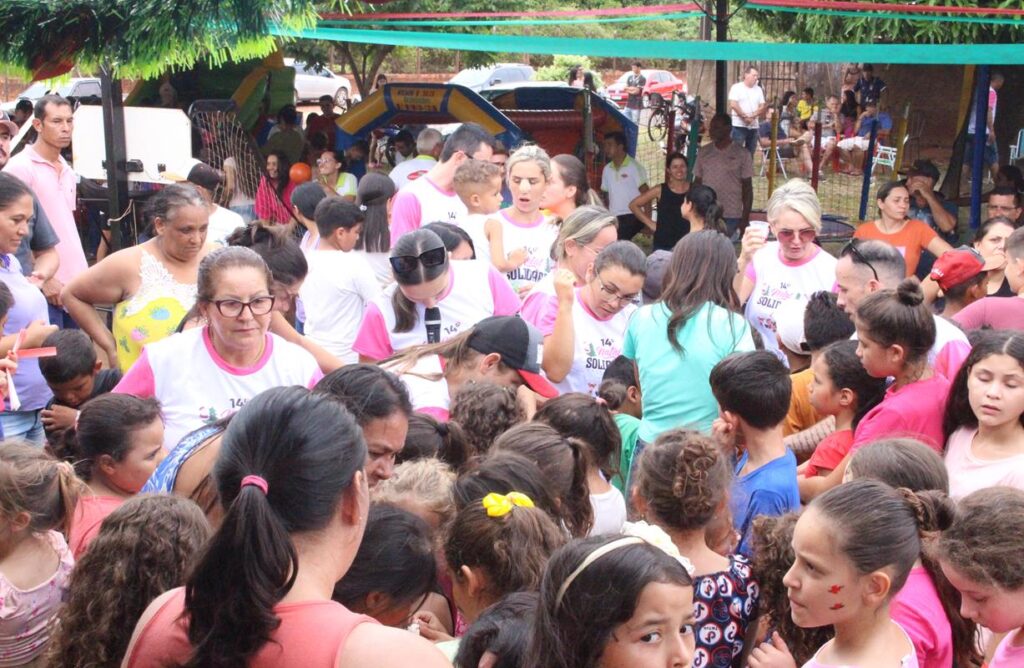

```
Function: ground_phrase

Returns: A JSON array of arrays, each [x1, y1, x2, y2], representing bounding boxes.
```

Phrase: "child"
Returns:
[[710, 350, 799, 555], [634, 429, 759, 667], [288, 181, 328, 253], [452, 451, 562, 530], [534, 393, 626, 536], [449, 381, 525, 458], [0, 442, 80, 664], [748, 480, 940, 668], [38, 329, 123, 440], [45, 495, 211, 668], [954, 225, 1024, 330], [455, 592, 537, 668], [485, 145, 558, 293], [373, 458, 456, 532], [540, 242, 646, 396], [799, 340, 886, 488], [298, 197, 381, 363], [56, 394, 166, 557], [943, 330, 1024, 498], [453, 159, 504, 265], [929, 246, 991, 320], [525, 535, 696, 668], [354, 172, 396, 288], [400, 412, 470, 472], [932, 487, 1024, 667], [774, 297, 811, 375], [598, 355, 642, 493]]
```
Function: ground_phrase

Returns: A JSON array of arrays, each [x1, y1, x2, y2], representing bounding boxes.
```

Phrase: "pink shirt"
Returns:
[[944, 426, 1024, 499], [68, 494, 123, 559], [991, 631, 1024, 668], [3, 144, 88, 284], [953, 296, 1024, 331], [892, 567, 953, 668], [390, 175, 467, 245], [852, 374, 950, 453]]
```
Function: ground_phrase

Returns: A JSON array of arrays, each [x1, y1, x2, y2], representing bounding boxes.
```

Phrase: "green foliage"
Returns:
[[535, 55, 594, 83]]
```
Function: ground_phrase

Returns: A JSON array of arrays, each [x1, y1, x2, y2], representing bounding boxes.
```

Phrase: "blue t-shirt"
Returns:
[[856, 113, 893, 138], [142, 423, 224, 494], [731, 449, 800, 556], [623, 302, 753, 443]]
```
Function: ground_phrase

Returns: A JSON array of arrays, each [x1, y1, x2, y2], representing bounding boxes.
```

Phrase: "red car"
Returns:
[[606, 69, 687, 108]]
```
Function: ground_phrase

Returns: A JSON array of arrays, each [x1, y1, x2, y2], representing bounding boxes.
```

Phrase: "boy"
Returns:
[[298, 197, 381, 363], [929, 247, 991, 320], [954, 227, 1024, 330], [453, 159, 505, 265], [710, 350, 799, 555], [39, 330, 123, 439]]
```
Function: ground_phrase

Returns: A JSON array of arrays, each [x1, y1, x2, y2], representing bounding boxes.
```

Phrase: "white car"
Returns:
[[449, 64, 535, 93], [286, 59, 353, 107], [1, 77, 103, 114]]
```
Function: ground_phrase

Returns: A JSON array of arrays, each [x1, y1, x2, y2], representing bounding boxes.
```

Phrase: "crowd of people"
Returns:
[[0, 86, 1021, 668]]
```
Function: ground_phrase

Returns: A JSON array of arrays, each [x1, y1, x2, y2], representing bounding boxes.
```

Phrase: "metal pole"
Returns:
[[686, 96, 701, 180], [715, 0, 728, 114], [969, 66, 990, 230], [99, 66, 128, 252], [858, 118, 880, 222], [768, 106, 778, 196]]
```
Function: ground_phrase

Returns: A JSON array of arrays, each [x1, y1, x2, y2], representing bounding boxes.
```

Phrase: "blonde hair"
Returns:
[[505, 144, 552, 183], [0, 440, 82, 536], [553, 205, 617, 263], [767, 179, 823, 232], [373, 458, 457, 525]]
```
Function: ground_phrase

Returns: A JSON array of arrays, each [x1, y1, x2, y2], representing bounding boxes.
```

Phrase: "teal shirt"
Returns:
[[623, 302, 754, 442], [613, 412, 641, 493]]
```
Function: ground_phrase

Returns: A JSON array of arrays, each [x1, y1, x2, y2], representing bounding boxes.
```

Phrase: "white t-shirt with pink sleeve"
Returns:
[[390, 175, 468, 246], [352, 260, 520, 361], [496, 210, 558, 292], [384, 354, 452, 422], [113, 327, 323, 448], [945, 426, 1024, 499], [521, 272, 557, 328]]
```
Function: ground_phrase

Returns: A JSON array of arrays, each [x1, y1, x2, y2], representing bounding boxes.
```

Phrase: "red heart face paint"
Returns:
[[829, 603, 844, 610], [829, 585, 843, 594]]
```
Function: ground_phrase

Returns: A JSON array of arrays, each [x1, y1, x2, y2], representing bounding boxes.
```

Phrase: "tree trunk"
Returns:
[[338, 43, 395, 97]]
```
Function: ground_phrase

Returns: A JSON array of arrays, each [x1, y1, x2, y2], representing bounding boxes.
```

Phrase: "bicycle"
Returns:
[[646, 92, 706, 154]]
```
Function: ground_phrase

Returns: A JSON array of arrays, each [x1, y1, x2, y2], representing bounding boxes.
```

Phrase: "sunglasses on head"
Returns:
[[775, 227, 817, 243], [389, 246, 447, 275], [841, 240, 879, 282]]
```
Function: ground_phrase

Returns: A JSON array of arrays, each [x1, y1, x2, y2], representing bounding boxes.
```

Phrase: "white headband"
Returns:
[[554, 537, 644, 609]]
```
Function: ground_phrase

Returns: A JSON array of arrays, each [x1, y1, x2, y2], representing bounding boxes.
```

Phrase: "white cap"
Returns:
[[774, 298, 809, 356]]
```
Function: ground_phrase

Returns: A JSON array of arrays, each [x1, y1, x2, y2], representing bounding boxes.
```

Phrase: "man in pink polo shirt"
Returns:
[[3, 95, 88, 328]]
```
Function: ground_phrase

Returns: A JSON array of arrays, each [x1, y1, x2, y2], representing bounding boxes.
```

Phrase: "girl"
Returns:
[[749, 479, 942, 668], [799, 340, 886, 483], [933, 487, 1024, 667], [492, 423, 594, 537], [46, 495, 211, 668], [353, 229, 520, 362], [400, 412, 470, 471], [355, 172, 397, 288], [542, 241, 646, 396], [627, 152, 691, 252], [315, 149, 357, 200], [541, 154, 596, 221], [535, 393, 626, 536], [452, 451, 563, 529], [634, 429, 758, 668], [0, 442, 79, 666], [449, 381, 525, 457], [455, 591, 537, 668], [682, 184, 728, 236], [525, 535, 696, 668], [58, 394, 165, 558], [254, 151, 296, 225], [373, 458, 456, 532], [943, 330, 1024, 498], [288, 181, 327, 253], [973, 216, 1016, 297], [485, 145, 558, 293], [599, 355, 643, 493], [124, 387, 449, 667]]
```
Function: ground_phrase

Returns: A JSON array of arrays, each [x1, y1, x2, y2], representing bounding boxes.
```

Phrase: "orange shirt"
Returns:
[[853, 219, 937, 277], [784, 366, 819, 437]]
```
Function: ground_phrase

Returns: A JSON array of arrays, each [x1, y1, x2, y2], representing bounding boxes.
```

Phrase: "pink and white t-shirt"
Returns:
[[521, 272, 558, 328], [384, 354, 452, 421], [537, 289, 636, 396], [744, 243, 837, 364], [892, 567, 953, 668], [114, 327, 322, 448], [352, 260, 520, 361], [390, 175, 468, 245], [945, 426, 1024, 499], [495, 210, 558, 292]]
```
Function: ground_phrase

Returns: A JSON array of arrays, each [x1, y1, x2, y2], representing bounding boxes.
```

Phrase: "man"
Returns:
[[600, 131, 648, 241], [13, 100, 33, 128], [693, 113, 753, 238], [4, 95, 87, 328], [853, 64, 886, 108], [262, 105, 305, 164], [390, 128, 442, 190], [928, 247, 992, 320], [390, 122, 495, 244], [623, 62, 646, 125], [836, 101, 892, 174], [391, 129, 416, 166], [836, 239, 969, 379], [163, 159, 243, 245], [987, 185, 1023, 227], [905, 160, 959, 278], [965, 71, 1004, 184], [728, 67, 767, 155], [816, 95, 842, 168], [304, 95, 340, 147], [0, 112, 60, 285]]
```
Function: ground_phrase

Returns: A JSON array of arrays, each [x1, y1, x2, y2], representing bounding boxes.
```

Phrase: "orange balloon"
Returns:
[[289, 162, 312, 184]]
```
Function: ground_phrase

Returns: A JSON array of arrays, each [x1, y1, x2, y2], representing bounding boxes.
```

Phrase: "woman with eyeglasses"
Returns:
[[353, 229, 520, 362], [853, 180, 954, 277], [736, 179, 837, 364], [540, 242, 646, 395], [316, 149, 358, 202], [114, 247, 322, 449]]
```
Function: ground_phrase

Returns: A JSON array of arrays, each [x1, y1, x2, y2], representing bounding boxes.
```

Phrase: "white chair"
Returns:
[[759, 145, 787, 180], [871, 135, 907, 176], [1009, 129, 1024, 162]]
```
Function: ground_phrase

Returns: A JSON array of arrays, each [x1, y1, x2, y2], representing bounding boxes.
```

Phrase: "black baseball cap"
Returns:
[[467, 316, 558, 398]]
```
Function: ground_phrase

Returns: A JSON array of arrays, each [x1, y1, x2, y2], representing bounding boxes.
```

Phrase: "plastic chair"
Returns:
[[759, 145, 788, 180], [1009, 129, 1024, 162], [870, 135, 906, 177]]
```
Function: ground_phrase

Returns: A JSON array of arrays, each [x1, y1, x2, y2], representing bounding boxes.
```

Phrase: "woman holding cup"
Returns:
[[735, 179, 836, 364]]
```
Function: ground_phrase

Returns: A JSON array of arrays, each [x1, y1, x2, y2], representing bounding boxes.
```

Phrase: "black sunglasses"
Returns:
[[841, 240, 879, 282], [389, 246, 447, 275]]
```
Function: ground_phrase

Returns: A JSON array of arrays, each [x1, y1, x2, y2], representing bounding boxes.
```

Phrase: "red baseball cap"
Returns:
[[929, 246, 996, 291], [468, 316, 558, 398]]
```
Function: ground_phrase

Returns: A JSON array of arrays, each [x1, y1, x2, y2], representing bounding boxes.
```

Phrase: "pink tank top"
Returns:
[[124, 588, 375, 667]]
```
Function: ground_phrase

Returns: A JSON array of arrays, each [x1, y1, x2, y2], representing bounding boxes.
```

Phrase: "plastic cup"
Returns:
[[749, 220, 770, 241]]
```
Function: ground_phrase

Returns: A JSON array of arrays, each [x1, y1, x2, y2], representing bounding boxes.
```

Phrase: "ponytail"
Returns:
[[402, 412, 471, 471], [391, 288, 420, 333], [0, 441, 82, 537]]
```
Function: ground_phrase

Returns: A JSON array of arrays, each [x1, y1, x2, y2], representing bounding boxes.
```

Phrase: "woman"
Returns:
[[854, 180, 954, 278], [681, 184, 727, 235], [254, 151, 296, 225], [627, 152, 691, 252], [624, 230, 754, 448], [541, 154, 594, 221], [383, 315, 557, 421], [113, 246, 322, 449], [0, 173, 59, 442], [840, 90, 859, 137], [974, 216, 1017, 296], [123, 387, 449, 667], [222, 155, 258, 223], [737, 179, 838, 362], [64, 184, 213, 372], [568, 66, 584, 88], [520, 205, 619, 327], [424, 222, 475, 259], [355, 173, 396, 288], [316, 149, 358, 201], [353, 229, 520, 362]]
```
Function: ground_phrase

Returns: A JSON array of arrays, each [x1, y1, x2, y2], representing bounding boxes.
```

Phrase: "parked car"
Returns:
[[606, 70, 686, 108], [449, 64, 535, 93], [286, 59, 353, 107], [478, 80, 569, 101], [1, 77, 103, 114]]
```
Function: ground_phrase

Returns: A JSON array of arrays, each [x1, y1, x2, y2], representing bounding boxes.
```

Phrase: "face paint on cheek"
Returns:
[[829, 603, 845, 610], [829, 585, 843, 594]]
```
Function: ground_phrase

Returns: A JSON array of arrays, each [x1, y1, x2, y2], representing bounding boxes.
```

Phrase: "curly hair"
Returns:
[[449, 382, 525, 458], [46, 495, 211, 668]]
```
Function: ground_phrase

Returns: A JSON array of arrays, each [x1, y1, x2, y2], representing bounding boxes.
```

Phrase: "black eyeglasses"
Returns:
[[389, 247, 447, 275], [841, 240, 879, 282], [211, 296, 276, 317]]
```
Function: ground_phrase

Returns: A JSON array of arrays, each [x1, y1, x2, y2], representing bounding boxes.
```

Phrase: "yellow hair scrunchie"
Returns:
[[482, 491, 535, 517]]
